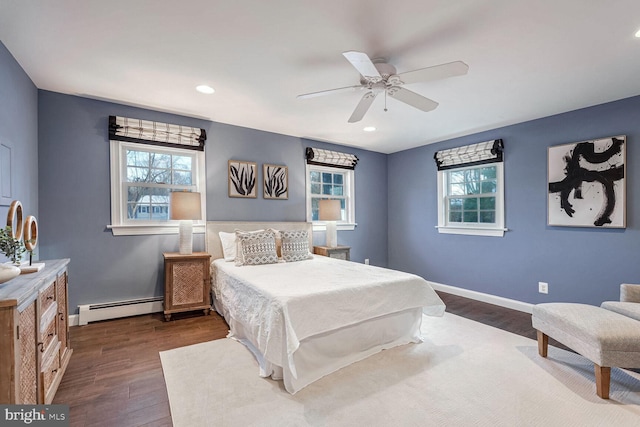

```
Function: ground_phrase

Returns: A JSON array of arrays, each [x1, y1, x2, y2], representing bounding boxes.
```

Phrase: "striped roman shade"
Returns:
[[109, 116, 206, 151], [434, 139, 504, 171], [305, 147, 358, 170]]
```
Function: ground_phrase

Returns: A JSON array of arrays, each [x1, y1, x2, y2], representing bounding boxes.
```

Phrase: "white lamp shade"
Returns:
[[318, 199, 341, 221], [170, 191, 202, 220], [319, 199, 341, 248], [170, 191, 201, 255]]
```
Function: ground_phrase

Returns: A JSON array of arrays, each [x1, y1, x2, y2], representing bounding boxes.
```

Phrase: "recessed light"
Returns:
[[196, 85, 215, 94], [635, 29, 640, 38], [363, 126, 376, 132]]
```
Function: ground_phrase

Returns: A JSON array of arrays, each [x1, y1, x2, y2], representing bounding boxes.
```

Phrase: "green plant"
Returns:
[[0, 226, 26, 265]]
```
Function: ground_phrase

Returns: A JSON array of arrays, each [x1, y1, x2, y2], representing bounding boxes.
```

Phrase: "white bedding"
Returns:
[[212, 255, 445, 392]]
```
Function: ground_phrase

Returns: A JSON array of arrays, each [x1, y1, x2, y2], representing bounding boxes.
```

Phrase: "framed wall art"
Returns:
[[263, 164, 288, 200], [228, 160, 257, 198], [547, 135, 625, 228]]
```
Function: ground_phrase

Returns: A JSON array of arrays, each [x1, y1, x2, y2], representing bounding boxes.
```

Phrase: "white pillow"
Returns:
[[218, 231, 237, 261]]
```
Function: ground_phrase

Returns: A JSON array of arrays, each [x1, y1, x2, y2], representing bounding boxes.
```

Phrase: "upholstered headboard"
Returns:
[[205, 221, 313, 260]]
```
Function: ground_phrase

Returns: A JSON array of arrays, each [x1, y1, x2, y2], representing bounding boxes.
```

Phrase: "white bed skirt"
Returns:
[[214, 295, 423, 393]]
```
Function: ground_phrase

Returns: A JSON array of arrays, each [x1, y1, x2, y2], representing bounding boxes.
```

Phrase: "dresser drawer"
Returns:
[[39, 282, 56, 313], [41, 340, 61, 403], [39, 316, 57, 355]]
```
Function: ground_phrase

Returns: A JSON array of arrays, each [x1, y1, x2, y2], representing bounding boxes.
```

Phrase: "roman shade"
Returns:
[[109, 116, 206, 151], [306, 147, 358, 170], [434, 139, 504, 171]]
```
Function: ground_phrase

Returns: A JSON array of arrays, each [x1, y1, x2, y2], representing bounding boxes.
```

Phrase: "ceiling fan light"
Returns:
[[196, 85, 215, 94], [363, 126, 376, 132]]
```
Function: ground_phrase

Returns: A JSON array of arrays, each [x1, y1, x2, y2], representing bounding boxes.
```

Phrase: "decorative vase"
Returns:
[[0, 263, 20, 284]]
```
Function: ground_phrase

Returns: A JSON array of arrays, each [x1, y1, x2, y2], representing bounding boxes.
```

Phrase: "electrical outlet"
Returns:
[[538, 282, 548, 294], [364, 258, 370, 265]]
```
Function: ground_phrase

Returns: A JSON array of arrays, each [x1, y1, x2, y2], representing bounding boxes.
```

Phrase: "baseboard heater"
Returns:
[[77, 296, 163, 325]]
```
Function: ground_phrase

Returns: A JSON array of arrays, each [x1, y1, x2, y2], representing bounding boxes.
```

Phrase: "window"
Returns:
[[435, 139, 505, 237], [306, 164, 355, 230], [109, 141, 206, 235], [437, 163, 505, 236]]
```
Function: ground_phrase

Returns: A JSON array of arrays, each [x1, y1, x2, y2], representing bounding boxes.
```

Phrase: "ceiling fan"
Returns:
[[297, 51, 468, 123]]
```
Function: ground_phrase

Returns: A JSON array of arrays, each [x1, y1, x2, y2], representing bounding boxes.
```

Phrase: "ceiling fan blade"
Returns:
[[342, 51, 381, 80], [297, 85, 363, 99], [388, 87, 438, 112], [396, 61, 469, 85], [348, 91, 378, 123]]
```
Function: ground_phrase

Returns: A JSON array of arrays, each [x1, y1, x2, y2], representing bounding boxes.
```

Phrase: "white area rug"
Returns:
[[160, 313, 640, 426]]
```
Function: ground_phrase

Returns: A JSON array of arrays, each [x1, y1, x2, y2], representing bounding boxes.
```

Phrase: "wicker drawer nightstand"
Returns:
[[313, 245, 350, 261], [163, 252, 211, 321]]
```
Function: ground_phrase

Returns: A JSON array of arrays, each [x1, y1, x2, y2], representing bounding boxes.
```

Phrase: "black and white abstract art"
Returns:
[[548, 135, 626, 228], [263, 164, 288, 199], [228, 160, 257, 198]]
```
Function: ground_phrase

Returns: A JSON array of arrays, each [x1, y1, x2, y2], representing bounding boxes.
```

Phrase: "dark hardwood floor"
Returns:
[[53, 292, 541, 426]]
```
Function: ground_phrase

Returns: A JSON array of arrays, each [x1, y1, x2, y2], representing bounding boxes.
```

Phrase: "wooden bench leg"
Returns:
[[595, 364, 611, 399], [537, 331, 548, 357]]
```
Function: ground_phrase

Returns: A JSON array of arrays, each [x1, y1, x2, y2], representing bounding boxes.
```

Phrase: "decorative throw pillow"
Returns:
[[235, 229, 278, 266], [281, 230, 311, 262]]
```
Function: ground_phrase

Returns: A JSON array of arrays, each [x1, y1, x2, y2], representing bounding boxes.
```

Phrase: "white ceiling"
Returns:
[[2, 1, 640, 154]]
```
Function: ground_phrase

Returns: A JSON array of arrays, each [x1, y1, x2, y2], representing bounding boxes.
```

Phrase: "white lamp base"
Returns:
[[325, 221, 338, 248], [178, 220, 194, 254]]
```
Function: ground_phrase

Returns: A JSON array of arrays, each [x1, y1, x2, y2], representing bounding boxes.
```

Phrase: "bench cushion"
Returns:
[[532, 303, 640, 368], [601, 301, 640, 321]]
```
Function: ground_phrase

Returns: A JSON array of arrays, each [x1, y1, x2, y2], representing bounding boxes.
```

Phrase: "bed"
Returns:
[[206, 221, 445, 393]]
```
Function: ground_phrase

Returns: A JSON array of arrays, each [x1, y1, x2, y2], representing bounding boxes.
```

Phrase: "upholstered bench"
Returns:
[[532, 303, 640, 399]]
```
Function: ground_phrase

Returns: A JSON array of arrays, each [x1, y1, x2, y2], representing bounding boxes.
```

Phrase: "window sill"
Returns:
[[436, 226, 507, 237], [312, 222, 357, 232], [108, 223, 206, 236]]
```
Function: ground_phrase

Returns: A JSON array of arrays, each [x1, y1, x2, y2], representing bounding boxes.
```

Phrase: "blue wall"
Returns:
[[6, 38, 639, 312], [37, 91, 388, 313], [0, 42, 39, 253], [388, 96, 640, 306]]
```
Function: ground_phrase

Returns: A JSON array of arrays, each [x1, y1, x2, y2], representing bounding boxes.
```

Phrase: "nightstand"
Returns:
[[313, 245, 350, 261], [163, 252, 211, 321]]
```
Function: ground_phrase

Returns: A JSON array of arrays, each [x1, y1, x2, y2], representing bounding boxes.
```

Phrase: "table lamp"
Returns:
[[319, 199, 341, 248], [170, 191, 202, 254]]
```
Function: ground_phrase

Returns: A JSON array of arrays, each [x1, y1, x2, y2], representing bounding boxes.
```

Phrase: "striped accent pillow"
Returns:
[[281, 230, 311, 262], [235, 230, 278, 266]]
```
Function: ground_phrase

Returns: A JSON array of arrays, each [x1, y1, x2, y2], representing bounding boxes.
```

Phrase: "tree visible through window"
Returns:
[[125, 148, 195, 220], [437, 162, 505, 237], [446, 166, 497, 224]]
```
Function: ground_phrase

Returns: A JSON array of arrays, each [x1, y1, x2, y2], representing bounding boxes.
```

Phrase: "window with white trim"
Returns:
[[436, 139, 506, 237], [305, 146, 358, 231], [107, 116, 206, 236], [306, 164, 355, 230]]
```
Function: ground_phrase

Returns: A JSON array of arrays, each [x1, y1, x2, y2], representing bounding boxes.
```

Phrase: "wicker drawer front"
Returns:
[[172, 262, 204, 305], [39, 282, 56, 313], [18, 302, 38, 404]]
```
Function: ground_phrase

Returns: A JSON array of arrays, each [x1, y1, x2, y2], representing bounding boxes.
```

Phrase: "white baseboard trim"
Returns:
[[429, 281, 534, 314], [69, 314, 79, 327]]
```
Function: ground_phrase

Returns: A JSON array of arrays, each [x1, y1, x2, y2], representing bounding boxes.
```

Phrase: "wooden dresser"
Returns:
[[0, 259, 72, 404]]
